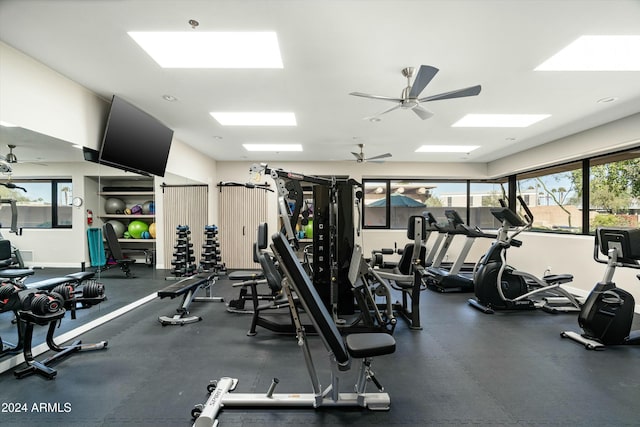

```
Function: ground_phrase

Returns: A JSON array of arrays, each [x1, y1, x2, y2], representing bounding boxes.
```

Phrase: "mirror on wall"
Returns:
[[0, 125, 160, 360]]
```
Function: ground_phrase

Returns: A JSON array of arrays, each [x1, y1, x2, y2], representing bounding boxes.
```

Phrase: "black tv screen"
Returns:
[[99, 95, 173, 177]]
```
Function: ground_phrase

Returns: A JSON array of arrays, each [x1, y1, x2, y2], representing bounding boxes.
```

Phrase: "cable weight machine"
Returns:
[[250, 163, 358, 322]]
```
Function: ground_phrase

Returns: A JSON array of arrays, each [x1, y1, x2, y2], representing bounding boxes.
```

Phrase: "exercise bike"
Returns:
[[561, 227, 640, 350], [468, 196, 582, 314]]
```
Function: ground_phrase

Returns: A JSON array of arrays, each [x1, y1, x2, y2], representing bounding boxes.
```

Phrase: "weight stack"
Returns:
[[200, 225, 225, 274], [170, 225, 196, 277]]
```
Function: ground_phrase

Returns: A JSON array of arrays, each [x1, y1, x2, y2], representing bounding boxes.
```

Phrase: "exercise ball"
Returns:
[[127, 220, 149, 239], [105, 198, 125, 214], [142, 201, 155, 215], [304, 219, 313, 239], [106, 220, 126, 238], [130, 204, 143, 215], [148, 222, 157, 238]]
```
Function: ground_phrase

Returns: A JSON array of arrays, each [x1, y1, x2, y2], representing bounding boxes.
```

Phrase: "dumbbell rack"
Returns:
[[200, 225, 226, 274], [170, 225, 196, 277]]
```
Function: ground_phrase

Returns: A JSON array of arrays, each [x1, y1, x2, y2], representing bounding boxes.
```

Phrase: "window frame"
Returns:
[[361, 145, 640, 235], [0, 178, 73, 230]]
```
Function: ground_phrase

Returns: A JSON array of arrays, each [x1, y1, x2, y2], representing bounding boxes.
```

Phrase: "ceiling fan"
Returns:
[[4, 144, 18, 164], [2, 144, 46, 166], [351, 144, 392, 163], [349, 65, 481, 120]]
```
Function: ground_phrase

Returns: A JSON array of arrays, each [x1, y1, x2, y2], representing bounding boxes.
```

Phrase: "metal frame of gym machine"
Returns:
[[249, 163, 395, 333], [468, 196, 582, 314], [190, 232, 396, 427], [561, 227, 640, 350]]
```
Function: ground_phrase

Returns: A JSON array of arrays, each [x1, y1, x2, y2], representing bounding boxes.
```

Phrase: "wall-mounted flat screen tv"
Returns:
[[99, 95, 173, 177]]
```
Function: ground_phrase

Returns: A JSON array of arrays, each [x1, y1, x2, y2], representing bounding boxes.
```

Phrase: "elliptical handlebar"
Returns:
[[517, 195, 534, 226]]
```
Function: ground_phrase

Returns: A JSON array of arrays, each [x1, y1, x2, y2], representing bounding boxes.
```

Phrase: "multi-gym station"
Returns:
[[1, 1, 640, 426]]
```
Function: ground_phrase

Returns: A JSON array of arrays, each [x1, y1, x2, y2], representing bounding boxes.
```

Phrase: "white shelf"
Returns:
[[100, 214, 155, 219], [99, 191, 154, 196]]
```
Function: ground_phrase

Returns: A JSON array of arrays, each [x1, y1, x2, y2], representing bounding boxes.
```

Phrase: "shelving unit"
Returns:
[[93, 177, 156, 265]]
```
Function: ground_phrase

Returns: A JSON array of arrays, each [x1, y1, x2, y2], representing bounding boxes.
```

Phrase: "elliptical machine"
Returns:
[[468, 196, 581, 314], [561, 227, 640, 350]]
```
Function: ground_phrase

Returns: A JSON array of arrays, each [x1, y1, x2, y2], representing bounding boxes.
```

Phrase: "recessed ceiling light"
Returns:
[[535, 35, 640, 71], [415, 145, 480, 153], [597, 97, 618, 104], [452, 114, 550, 128], [162, 94, 178, 102], [128, 32, 283, 68], [243, 144, 302, 152], [210, 112, 296, 126], [369, 117, 381, 123]]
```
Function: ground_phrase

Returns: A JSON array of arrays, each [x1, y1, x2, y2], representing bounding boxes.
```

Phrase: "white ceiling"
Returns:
[[1, 0, 639, 165]]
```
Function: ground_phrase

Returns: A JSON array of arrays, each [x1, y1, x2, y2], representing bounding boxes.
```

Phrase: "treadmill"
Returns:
[[426, 210, 496, 293]]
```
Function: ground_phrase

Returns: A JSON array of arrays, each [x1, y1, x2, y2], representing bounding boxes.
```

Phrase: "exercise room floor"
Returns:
[[1, 264, 639, 426]]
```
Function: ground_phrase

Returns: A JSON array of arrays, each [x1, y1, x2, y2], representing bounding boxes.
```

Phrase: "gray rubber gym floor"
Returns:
[[1, 264, 640, 427]]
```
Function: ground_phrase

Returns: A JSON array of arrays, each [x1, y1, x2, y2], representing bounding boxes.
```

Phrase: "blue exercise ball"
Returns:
[[142, 200, 155, 214]]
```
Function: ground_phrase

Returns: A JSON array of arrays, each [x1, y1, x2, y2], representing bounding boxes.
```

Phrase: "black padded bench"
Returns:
[[157, 273, 222, 325]]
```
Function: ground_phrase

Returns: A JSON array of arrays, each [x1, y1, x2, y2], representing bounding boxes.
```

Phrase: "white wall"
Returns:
[[0, 42, 109, 149], [487, 112, 640, 177], [0, 41, 217, 268]]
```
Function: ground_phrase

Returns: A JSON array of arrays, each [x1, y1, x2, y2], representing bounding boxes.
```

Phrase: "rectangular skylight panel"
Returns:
[[128, 32, 283, 68], [415, 145, 479, 153], [452, 114, 550, 128], [210, 112, 296, 126], [243, 144, 302, 152], [536, 35, 640, 71]]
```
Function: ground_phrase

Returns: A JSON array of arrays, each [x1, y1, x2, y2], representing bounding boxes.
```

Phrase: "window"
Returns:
[[516, 162, 582, 233], [588, 151, 640, 231], [469, 180, 509, 229], [0, 179, 72, 229], [361, 146, 639, 234], [363, 180, 469, 229], [362, 180, 388, 228]]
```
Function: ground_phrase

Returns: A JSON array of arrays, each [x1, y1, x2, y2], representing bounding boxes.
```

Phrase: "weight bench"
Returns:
[[191, 232, 396, 426], [226, 226, 275, 313], [157, 273, 222, 326]]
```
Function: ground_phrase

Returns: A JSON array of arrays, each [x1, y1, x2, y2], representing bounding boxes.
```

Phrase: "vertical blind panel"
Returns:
[[162, 186, 208, 270], [219, 186, 268, 269]]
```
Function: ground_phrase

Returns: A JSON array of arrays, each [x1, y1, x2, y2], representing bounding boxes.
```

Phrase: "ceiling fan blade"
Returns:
[[350, 92, 403, 103], [408, 65, 439, 99], [363, 103, 402, 120], [419, 84, 482, 102], [351, 151, 364, 161], [365, 153, 392, 161], [412, 105, 434, 120]]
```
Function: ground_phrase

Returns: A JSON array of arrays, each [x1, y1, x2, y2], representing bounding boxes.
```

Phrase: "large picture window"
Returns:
[[516, 162, 582, 233], [0, 179, 72, 229], [588, 151, 640, 231], [361, 147, 639, 235]]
